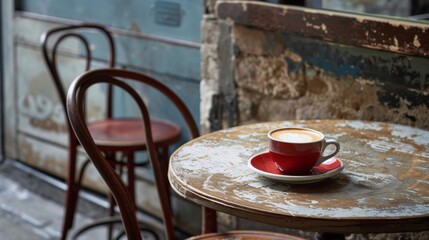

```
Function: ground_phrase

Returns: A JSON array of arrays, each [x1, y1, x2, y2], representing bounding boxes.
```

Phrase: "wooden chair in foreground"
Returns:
[[41, 24, 181, 240], [66, 68, 305, 240]]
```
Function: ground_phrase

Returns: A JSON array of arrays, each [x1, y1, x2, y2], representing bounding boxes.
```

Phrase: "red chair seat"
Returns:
[[88, 118, 181, 150]]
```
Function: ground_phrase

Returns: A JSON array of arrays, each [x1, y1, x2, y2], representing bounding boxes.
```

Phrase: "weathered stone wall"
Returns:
[[201, 1, 429, 133], [200, 1, 429, 238], [232, 25, 429, 128]]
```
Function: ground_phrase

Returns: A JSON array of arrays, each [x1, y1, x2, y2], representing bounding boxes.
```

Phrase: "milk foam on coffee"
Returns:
[[272, 129, 322, 143]]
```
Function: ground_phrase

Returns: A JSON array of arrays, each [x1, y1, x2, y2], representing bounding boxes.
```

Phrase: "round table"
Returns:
[[168, 120, 429, 234]]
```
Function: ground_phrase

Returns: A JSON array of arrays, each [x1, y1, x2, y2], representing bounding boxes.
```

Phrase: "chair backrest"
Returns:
[[66, 68, 199, 240], [41, 24, 116, 119]]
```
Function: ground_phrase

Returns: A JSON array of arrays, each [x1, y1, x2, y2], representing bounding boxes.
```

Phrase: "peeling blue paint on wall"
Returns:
[[283, 34, 429, 90], [282, 34, 429, 110]]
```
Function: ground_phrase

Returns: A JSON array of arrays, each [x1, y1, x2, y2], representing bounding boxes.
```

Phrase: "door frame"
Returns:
[[1, 1, 17, 161]]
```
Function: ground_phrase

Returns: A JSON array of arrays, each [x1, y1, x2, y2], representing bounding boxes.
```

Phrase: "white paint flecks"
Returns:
[[305, 22, 328, 34], [390, 124, 429, 146], [413, 35, 421, 48], [321, 23, 328, 33], [389, 37, 400, 51], [281, 8, 288, 16], [348, 172, 398, 189], [335, 120, 382, 131], [241, 2, 247, 11]]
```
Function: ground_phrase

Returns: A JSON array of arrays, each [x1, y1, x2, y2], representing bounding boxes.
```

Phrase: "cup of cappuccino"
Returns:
[[268, 127, 340, 175]]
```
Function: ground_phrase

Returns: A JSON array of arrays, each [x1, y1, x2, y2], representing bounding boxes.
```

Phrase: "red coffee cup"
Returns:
[[268, 127, 340, 175]]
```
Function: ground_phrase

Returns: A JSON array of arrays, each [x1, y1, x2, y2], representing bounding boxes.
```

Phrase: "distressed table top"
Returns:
[[168, 120, 429, 233]]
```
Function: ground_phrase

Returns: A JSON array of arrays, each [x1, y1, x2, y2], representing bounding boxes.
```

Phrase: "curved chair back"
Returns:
[[66, 68, 199, 240], [41, 24, 116, 119]]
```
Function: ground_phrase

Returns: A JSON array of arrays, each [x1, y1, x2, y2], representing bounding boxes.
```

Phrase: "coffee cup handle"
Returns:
[[315, 139, 340, 166]]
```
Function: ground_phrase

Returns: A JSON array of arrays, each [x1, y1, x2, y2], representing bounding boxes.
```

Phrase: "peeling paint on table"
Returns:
[[169, 120, 429, 233]]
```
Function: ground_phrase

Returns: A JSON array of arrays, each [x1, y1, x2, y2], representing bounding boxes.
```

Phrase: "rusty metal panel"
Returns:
[[15, 39, 108, 185], [14, 14, 201, 169], [15, 42, 110, 190], [16, 44, 107, 143], [14, 15, 201, 127]]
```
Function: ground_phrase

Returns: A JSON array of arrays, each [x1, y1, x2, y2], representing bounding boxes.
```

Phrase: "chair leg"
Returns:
[[61, 180, 77, 240], [107, 191, 115, 240], [106, 152, 120, 218], [126, 151, 136, 201], [159, 147, 171, 207], [107, 151, 136, 239], [61, 139, 78, 240], [106, 152, 117, 240]]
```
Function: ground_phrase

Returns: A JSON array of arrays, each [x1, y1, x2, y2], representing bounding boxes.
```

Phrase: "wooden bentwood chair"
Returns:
[[67, 68, 305, 240], [41, 25, 181, 239]]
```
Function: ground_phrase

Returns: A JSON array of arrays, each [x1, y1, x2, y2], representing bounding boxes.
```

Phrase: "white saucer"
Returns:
[[248, 151, 344, 184]]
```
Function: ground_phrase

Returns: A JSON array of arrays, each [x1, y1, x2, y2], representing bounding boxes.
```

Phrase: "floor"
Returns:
[[0, 160, 160, 240]]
